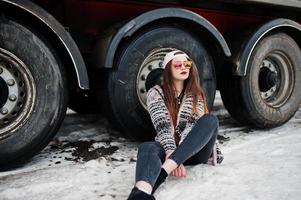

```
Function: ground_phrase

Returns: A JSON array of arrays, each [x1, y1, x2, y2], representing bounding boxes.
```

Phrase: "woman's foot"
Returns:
[[127, 187, 156, 200], [207, 143, 224, 165]]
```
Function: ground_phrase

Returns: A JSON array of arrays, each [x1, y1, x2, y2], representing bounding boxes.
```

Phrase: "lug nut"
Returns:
[[1, 108, 8, 115], [9, 94, 17, 101], [141, 75, 146, 81], [148, 65, 153, 71], [140, 88, 146, 93], [159, 62, 163, 68], [7, 79, 15, 86]]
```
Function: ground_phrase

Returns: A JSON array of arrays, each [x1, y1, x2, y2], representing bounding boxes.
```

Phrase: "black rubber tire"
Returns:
[[104, 25, 216, 141], [219, 65, 251, 125], [0, 18, 67, 168], [221, 33, 301, 128]]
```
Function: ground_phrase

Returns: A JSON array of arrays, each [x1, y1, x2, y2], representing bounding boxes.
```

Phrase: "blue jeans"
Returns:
[[135, 114, 218, 188]]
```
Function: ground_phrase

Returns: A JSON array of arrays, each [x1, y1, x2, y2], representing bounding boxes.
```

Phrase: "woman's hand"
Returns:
[[165, 150, 186, 178], [171, 164, 186, 177]]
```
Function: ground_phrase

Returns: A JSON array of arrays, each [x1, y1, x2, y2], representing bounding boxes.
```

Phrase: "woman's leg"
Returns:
[[166, 114, 218, 167], [183, 129, 217, 165], [135, 141, 165, 194]]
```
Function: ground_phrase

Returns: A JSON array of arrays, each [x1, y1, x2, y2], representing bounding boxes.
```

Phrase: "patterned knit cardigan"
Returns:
[[146, 85, 206, 152]]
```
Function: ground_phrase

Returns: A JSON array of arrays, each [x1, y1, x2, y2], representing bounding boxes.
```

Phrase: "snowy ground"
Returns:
[[0, 92, 301, 200]]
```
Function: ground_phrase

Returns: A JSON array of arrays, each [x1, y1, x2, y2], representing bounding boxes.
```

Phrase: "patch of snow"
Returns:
[[1, 93, 301, 200]]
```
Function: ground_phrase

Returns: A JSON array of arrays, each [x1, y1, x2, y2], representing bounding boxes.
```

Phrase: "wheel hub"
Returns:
[[0, 59, 25, 126], [259, 65, 279, 92], [259, 51, 294, 107], [0, 76, 9, 108], [136, 48, 179, 109], [0, 48, 36, 139]]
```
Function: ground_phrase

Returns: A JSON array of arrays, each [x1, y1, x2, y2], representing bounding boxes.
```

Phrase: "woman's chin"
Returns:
[[179, 75, 189, 80], [174, 77, 188, 81]]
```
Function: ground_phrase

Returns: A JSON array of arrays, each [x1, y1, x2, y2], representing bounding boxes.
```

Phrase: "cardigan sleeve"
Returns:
[[146, 87, 177, 152]]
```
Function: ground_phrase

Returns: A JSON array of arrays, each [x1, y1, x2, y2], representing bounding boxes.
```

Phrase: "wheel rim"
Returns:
[[136, 48, 178, 109], [258, 51, 294, 108], [0, 48, 36, 139]]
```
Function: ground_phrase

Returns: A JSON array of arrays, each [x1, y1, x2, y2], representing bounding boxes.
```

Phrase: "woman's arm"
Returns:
[[178, 97, 205, 144], [146, 87, 177, 152]]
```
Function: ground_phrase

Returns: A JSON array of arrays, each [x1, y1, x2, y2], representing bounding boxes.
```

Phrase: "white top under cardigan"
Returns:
[[146, 85, 206, 152]]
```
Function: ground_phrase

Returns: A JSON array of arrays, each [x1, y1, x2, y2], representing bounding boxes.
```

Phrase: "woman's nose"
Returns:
[[180, 64, 186, 69]]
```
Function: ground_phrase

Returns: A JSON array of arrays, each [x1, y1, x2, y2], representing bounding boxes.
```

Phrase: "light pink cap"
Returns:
[[162, 50, 190, 69]]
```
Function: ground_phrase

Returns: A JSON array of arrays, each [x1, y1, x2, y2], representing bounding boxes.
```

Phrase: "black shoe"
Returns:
[[216, 146, 224, 164], [207, 143, 224, 165], [127, 187, 156, 200], [152, 168, 168, 195]]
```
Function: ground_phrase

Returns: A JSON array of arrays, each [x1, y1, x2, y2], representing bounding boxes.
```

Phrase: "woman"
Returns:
[[127, 50, 223, 200]]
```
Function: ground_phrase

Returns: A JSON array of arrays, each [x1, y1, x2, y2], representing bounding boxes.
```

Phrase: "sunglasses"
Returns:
[[172, 60, 192, 69]]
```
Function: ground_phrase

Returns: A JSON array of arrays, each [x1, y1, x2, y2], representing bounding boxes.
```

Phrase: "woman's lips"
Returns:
[[180, 72, 187, 75]]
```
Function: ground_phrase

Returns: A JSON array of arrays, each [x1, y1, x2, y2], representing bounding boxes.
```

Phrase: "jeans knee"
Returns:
[[203, 114, 219, 128], [138, 141, 161, 154]]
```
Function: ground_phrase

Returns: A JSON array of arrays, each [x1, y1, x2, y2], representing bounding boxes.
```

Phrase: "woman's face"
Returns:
[[170, 56, 191, 81]]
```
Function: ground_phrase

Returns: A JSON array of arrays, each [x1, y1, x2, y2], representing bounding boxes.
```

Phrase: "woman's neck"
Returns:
[[173, 80, 184, 95]]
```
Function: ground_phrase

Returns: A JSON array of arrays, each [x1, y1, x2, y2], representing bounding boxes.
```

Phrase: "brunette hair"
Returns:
[[161, 59, 209, 127]]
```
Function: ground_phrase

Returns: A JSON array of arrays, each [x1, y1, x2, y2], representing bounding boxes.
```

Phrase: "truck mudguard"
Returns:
[[236, 18, 301, 76], [0, 0, 89, 89], [101, 7, 231, 68]]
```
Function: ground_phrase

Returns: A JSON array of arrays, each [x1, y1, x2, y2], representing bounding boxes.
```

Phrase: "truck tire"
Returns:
[[103, 26, 216, 141], [219, 66, 251, 125], [221, 33, 301, 128], [0, 18, 67, 167]]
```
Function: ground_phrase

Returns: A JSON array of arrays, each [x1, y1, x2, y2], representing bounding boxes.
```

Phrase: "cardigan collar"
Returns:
[[153, 85, 194, 127]]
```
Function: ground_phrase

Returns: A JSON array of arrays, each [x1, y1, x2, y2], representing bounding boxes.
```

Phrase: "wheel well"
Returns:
[[231, 19, 301, 76], [270, 27, 301, 52], [114, 18, 226, 77], [239, 26, 301, 76], [0, 2, 81, 92]]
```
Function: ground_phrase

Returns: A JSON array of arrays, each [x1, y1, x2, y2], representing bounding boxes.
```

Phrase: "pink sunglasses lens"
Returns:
[[173, 61, 182, 68]]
